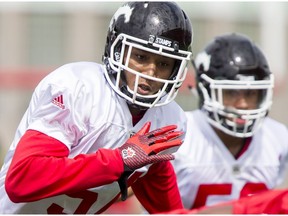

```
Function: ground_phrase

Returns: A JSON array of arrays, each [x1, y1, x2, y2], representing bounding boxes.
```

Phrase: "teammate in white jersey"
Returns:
[[0, 2, 193, 214], [172, 33, 288, 210]]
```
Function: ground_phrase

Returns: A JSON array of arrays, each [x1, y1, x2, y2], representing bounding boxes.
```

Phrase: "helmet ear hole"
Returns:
[[194, 33, 274, 137]]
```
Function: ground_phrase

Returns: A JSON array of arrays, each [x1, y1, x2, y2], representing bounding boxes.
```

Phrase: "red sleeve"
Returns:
[[162, 190, 288, 214], [233, 189, 288, 214], [131, 161, 183, 213], [5, 129, 124, 203]]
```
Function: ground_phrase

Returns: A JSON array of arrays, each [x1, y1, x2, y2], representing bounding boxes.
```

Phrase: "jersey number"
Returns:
[[192, 182, 268, 209], [46, 172, 142, 214], [47, 191, 98, 214]]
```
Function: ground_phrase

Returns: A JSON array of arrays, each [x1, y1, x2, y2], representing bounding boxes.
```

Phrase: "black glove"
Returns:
[[117, 121, 183, 200]]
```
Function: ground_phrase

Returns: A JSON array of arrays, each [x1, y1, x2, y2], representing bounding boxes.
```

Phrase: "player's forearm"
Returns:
[[5, 130, 124, 203], [132, 161, 183, 213], [193, 189, 288, 214], [232, 189, 288, 214]]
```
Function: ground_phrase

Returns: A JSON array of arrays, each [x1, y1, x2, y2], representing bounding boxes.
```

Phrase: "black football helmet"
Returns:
[[193, 33, 274, 137], [103, 1, 193, 108]]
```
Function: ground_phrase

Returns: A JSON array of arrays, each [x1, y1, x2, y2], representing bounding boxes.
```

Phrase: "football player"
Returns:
[[0, 2, 193, 214], [172, 33, 288, 210]]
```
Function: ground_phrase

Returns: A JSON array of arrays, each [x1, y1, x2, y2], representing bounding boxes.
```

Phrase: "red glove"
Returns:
[[119, 121, 183, 170], [117, 121, 183, 200]]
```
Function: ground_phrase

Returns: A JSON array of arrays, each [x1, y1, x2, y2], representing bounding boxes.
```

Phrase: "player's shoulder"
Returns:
[[158, 100, 186, 122], [173, 110, 206, 160], [181, 109, 217, 147], [59, 61, 102, 69], [50, 61, 104, 81], [185, 109, 203, 119], [161, 100, 184, 113], [38, 61, 106, 90], [259, 117, 288, 151], [262, 117, 288, 134], [145, 100, 187, 132], [184, 109, 207, 129]]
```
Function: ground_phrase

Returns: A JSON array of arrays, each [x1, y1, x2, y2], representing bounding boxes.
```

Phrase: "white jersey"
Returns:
[[172, 109, 288, 209], [0, 62, 186, 213]]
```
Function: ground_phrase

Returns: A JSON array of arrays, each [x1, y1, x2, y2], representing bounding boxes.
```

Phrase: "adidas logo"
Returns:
[[52, 95, 65, 109]]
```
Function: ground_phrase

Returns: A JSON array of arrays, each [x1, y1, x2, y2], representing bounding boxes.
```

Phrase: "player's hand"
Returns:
[[118, 121, 183, 170], [117, 121, 183, 200]]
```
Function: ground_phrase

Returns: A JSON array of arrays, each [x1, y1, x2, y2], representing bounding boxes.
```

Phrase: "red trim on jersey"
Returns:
[[132, 110, 146, 126], [132, 161, 183, 213], [5, 129, 124, 203], [235, 137, 252, 159]]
